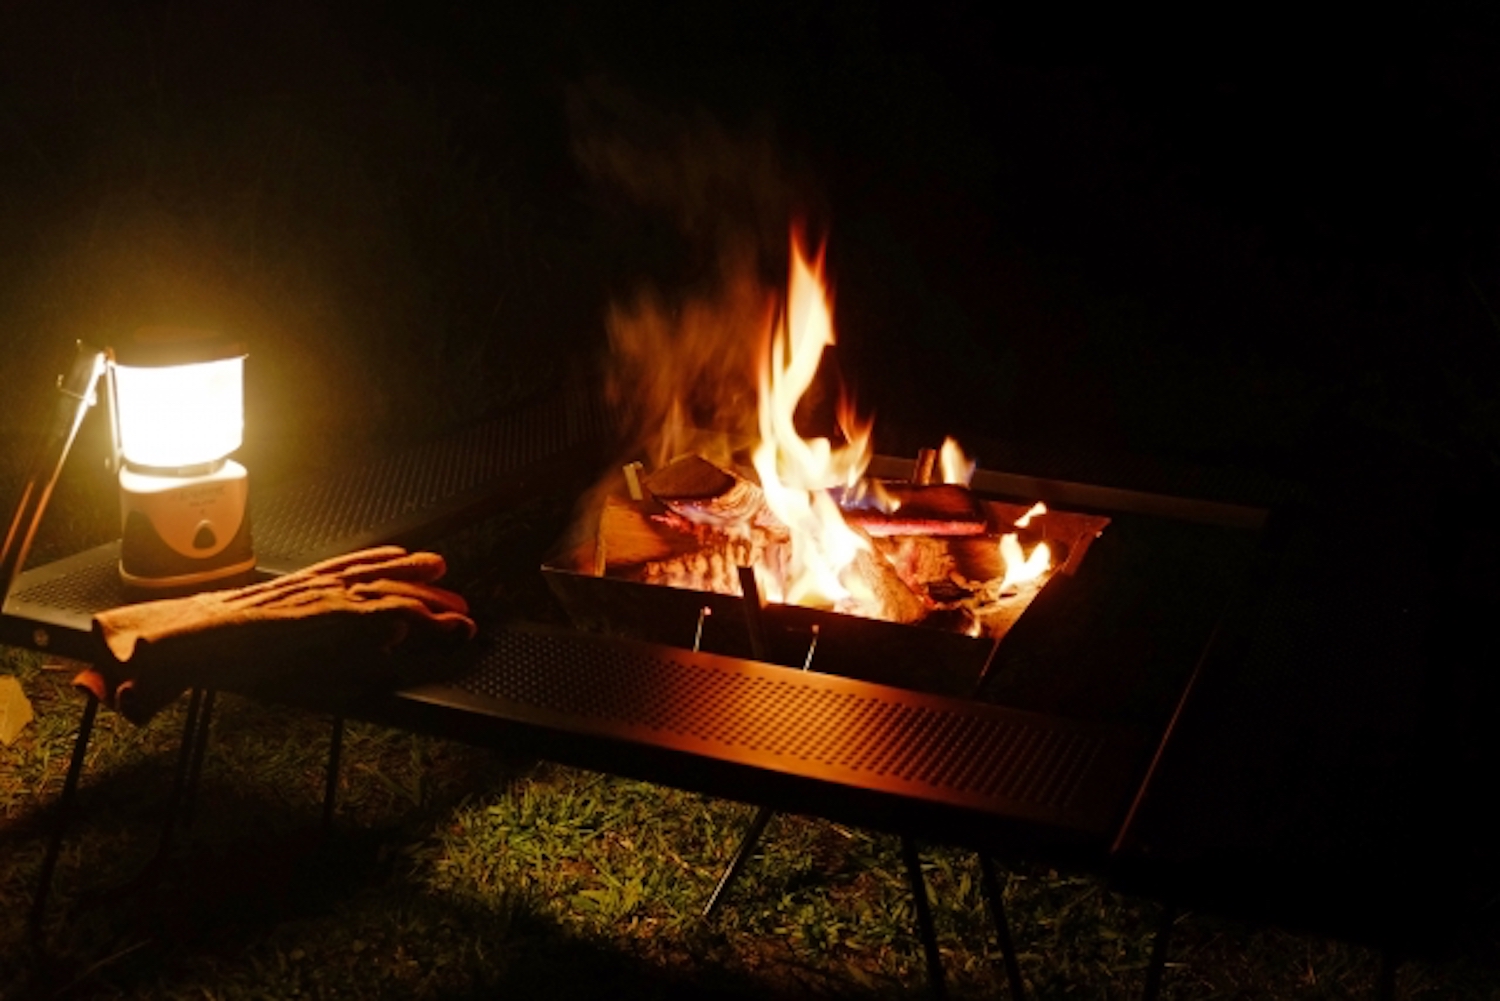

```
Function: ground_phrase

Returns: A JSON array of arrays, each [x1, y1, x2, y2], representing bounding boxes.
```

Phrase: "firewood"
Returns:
[[597, 497, 698, 569], [843, 483, 986, 537], [874, 535, 959, 594], [643, 454, 736, 500], [645, 454, 766, 528], [849, 542, 929, 624]]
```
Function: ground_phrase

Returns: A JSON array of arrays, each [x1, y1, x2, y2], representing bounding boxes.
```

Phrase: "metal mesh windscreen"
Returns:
[[253, 380, 610, 568], [414, 628, 1138, 831]]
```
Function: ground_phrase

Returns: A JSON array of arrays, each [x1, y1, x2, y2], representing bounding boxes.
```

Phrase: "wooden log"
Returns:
[[645, 454, 766, 528], [842, 483, 987, 537], [849, 541, 929, 624], [598, 497, 701, 569], [642, 454, 736, 500]]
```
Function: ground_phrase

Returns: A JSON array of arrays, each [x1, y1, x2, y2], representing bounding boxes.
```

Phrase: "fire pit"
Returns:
[[544, 229, 1108, 697]]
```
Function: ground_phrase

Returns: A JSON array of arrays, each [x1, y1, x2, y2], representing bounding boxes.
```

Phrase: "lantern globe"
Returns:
[[111, 328, 255, 593], [112, 356, 244, 469]]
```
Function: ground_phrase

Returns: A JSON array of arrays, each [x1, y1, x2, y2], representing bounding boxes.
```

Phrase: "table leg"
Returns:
[[153, 688, 205, 865], [29, 694, 99, 943], [180, 689, 217, 831]]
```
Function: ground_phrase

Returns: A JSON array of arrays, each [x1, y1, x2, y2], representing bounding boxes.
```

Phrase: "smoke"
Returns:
[[567, 79, 826, 469]]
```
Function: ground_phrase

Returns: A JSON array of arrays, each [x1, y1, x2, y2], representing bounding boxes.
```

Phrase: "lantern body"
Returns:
[[111, 329, 255, 593]]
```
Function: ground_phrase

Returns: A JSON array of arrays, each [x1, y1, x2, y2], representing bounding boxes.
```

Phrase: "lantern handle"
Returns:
[[1, 342, 108, 600]]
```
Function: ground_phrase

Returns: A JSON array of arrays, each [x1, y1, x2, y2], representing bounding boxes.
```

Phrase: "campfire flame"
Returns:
[[587, 224, 1075, 636], [998, 533, 1051, 591], [998, 504, 1051, 590], [1015, 501, 1047, 528], [939, 437, 975, 486], [751, 233, 876, 610]]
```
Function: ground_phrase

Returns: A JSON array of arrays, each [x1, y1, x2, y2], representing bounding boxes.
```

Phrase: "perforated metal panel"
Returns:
[[4, 542, 125, 624], [405, 627, 1145, 835], [254, 379, 611, 569]]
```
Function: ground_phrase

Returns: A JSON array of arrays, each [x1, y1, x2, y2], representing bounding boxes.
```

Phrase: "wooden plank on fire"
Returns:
[[598, 497, 706, 568]]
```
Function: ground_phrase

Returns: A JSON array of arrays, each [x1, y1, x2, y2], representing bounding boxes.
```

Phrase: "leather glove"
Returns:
[[75, 546, 477, 724]]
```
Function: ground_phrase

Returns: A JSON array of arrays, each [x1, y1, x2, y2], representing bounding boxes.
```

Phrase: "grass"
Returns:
[[4, 631, 1500, 999]]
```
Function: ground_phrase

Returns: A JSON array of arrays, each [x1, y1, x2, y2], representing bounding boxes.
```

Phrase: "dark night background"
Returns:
[[4, 3, 1500, 992], [3, 2, 1497, 497]]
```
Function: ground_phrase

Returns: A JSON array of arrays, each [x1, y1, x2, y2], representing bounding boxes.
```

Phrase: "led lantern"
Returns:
[[109, 327, 255, 592]]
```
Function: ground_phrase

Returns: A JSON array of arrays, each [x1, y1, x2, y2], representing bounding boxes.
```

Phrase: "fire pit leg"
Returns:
[[1140, 900, 1178, 1001], [701, 804, 775, 919], [901, 836, 948, 1000], [978, 855, 1027, 998]]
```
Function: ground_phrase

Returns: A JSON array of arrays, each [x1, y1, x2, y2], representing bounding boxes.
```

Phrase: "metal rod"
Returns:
[[29, 694, 99, 942], [692, 606, 711, 653], [800, 625, 820, 671], [2, 344, 107, 600], [901, 836, 948, 1000], [978, 855, 1027, 999], [321, 716, 345, 835], [971, 633, 1005, 699], [180, 689, 217, 831]]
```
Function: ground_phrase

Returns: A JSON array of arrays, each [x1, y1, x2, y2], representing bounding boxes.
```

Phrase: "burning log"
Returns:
[[593, 452, 934, 624], [840, 483, 987, 537], [847, 537, 928, 624], [588, 435, 1114, 635], [642, 454, 736, 500], [644, 454, 767, 529], [598, 496, 785, 573]]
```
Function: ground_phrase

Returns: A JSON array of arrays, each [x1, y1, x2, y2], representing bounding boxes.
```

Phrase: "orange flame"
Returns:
[[751, 234, 874, 609], [998, 503, 1051, 590], [1014, 501, 1047, 528], [998, 533, 1051, 591], [939, 437, 976, 486]]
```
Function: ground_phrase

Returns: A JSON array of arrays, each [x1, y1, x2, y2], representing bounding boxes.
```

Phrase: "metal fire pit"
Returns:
[[542, 454, 1113, 699], [541, 565, 998, 696]]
